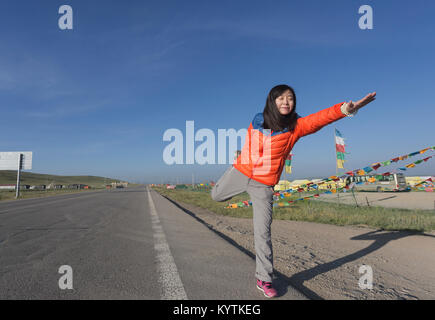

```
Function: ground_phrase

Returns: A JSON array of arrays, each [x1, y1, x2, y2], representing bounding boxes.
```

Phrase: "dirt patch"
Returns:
[[164, 196, 435, 300]]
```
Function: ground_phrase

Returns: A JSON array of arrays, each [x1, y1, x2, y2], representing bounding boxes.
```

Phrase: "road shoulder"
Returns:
[[154, 190, 435, 300], [150, 189, 308, 300]]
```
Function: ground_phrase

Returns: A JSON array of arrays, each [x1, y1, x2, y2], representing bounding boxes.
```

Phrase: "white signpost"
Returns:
[[0, 152, 33, 198]]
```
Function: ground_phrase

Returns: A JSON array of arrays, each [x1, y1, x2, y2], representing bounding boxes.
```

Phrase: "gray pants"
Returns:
[[211, 166, 275, 282]]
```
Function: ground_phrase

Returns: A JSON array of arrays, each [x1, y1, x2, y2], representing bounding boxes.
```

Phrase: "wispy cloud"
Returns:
[[24, 98, 112, 118], [180, 16, 358, 47], [0, 53, 61, 93]]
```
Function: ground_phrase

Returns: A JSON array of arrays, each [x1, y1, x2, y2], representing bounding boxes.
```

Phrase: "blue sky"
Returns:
[[1, 0, 434, 184]]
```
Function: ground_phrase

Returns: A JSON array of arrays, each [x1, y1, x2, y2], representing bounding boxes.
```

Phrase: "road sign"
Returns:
[[0, 152, 32, 170]]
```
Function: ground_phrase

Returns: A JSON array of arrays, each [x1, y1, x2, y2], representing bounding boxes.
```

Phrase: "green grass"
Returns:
[[0, 188, 100, 202], [0, 171, 143, 202], [0, 184, 144, 202], [152, 187, 435, 232], [0, 171, 122, 188]]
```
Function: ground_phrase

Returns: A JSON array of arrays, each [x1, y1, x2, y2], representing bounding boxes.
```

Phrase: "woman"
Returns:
[[211, 84, 376, 298]]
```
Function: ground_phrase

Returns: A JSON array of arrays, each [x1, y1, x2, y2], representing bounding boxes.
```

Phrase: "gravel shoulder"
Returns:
[[162, 196, 435, 300]]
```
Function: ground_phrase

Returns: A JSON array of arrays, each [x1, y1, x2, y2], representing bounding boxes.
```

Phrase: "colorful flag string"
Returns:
[[277, 145, 435, 195], [224, 146, 435, 209], [285, 154, 293, 174], [335, 129, 346, 169], [413, 177, 434, 187]]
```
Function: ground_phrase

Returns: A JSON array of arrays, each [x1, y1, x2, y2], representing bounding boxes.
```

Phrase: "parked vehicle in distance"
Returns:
[[344, 173, 409, 192]]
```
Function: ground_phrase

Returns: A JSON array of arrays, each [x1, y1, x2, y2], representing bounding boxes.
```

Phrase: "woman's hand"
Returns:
[[346, 92, 376, 114]]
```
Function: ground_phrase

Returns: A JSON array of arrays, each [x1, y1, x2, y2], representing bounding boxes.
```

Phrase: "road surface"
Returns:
[[0, 187, 306, 300]]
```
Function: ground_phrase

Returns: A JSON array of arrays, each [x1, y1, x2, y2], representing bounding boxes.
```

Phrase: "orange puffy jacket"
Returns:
[[233, 102, 346, 186]]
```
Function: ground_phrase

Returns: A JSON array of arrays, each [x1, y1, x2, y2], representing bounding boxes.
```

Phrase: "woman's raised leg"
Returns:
[[211, 166, 249, 202]]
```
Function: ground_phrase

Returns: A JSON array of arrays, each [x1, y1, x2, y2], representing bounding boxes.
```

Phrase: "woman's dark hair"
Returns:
[[263, 84, 298, 132]]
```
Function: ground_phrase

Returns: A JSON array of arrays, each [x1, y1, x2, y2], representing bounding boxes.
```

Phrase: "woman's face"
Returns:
[[275, 89, 294, 115]]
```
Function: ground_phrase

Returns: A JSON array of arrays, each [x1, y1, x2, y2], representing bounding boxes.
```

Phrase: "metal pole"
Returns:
[[351, 186, 359, 207], [15, 154, 22, 199], [334, 128, 340, 205]]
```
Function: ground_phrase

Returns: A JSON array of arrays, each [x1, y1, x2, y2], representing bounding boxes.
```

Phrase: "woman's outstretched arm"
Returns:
[[294, 92, 376, 138], [343, 92, 376, 115]]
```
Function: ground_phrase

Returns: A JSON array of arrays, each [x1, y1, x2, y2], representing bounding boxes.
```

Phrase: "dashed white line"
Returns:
[[147, 187, 188, 300]]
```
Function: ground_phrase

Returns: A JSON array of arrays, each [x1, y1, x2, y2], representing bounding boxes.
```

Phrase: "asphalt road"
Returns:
[[0, 187, 306, 300]]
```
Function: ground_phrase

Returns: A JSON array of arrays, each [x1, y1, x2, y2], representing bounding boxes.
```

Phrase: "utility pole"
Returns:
[[15, 153, 23, 199], [334, 127, 340, 205], [351, 185, 359, 207]]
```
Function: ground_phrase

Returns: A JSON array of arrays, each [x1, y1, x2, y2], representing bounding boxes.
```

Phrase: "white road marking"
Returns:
[[147, 187, 188, 300]]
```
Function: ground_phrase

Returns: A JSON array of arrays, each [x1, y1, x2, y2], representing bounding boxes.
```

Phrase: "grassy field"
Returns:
[[0, 171, 122, 188], [152, 187, 435, 232], [0, 184, 144, 202], [0, 171, 143, 202], [0, 188, 103, 202]]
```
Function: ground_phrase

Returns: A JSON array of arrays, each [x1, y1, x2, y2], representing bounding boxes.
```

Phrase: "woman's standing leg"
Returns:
[[211, 166, 249, 202], [247, 180, 275, 282]]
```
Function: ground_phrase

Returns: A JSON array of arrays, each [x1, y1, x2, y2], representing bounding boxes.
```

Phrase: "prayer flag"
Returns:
[[335, 129, 347, 170], [371, 163, 381, 170], [285, 154, 293, 174], [336, 152, 345, 160], [336, 144, 345, 153], [335, 136, 345, 145]]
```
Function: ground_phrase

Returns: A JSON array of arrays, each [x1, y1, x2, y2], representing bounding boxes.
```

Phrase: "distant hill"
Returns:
[[0, 171, 122, 188]]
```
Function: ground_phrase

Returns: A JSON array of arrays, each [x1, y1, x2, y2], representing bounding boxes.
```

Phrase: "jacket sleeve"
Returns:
[[294, 102, 346, 139]]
